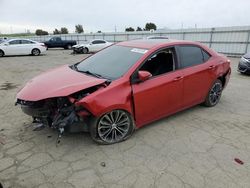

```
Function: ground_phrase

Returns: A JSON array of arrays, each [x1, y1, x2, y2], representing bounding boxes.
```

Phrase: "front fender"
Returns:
[[75, 81, 134, 118]]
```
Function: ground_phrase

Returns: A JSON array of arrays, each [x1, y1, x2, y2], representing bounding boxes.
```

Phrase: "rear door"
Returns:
[[176, 45, 216, 108], [20, 40, 35, 54], [131, 47, 184, 127]]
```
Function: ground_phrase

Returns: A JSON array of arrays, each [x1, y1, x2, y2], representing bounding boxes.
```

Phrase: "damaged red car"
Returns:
[[16, 39, 231, 144]]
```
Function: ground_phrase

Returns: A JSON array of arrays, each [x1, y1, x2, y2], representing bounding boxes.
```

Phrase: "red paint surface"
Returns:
[[17, 65, 106, 101]]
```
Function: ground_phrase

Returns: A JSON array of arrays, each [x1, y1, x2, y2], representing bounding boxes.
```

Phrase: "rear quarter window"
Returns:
[[202, 49, 211, 62]]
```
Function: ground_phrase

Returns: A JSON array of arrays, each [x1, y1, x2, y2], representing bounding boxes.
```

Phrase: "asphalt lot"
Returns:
[[0, 50, 250, 188]]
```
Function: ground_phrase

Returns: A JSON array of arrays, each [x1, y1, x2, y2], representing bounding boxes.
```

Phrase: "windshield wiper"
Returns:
[[78, 70, 104, 79], [72, 64, 110, 80]]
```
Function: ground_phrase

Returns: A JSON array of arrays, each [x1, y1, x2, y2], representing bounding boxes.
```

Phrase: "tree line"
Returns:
[[35, 23, 157, 36], [125, 23, 157, 32]]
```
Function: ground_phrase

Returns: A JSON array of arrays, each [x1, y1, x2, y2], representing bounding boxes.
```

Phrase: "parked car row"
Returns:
[[0, 37, 112, 57], [0, 36, 249, 76]]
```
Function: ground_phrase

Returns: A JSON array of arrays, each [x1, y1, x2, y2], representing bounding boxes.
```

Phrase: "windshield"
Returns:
[[76, 45, 146, 80]]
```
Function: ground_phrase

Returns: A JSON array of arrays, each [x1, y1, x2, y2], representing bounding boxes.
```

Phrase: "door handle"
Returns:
[[173, 76, 183, 81], [208, 65, 215, 70]]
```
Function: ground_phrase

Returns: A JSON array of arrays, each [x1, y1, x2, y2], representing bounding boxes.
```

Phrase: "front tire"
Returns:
[[204, 79, 223, 107], [31, 48, 40, 56], [82, 48, 88, 54], [90, 110, 134, 144]]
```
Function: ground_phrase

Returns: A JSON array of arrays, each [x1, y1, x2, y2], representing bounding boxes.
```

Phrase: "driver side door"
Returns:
[[131, 47, 184, 127]]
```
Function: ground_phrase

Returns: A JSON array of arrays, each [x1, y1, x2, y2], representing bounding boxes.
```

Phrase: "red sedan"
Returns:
[[16, 39, 231, 144]]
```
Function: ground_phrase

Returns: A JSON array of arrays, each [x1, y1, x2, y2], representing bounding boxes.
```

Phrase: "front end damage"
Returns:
[[15, 85, 104, 140]]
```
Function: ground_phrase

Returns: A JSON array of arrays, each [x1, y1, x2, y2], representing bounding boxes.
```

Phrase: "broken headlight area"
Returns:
[[15, 84, 107, 145], [16, 96, 91, 134]]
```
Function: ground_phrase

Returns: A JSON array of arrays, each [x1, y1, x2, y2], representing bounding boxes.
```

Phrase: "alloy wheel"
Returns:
[[209, 82, 222, 105], [97, 110, 131, 144], [32, 49, 40, 56]]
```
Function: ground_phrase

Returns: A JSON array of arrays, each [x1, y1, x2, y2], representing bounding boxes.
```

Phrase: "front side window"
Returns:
[[139, 47, 176, 77], [9, 40, 21, 45], [75, 45, 145, 80], [178, 46, 204, 68]]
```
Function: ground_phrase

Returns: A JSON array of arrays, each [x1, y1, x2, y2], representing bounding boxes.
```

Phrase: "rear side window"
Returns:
[[21, 40, 34, 44], [92, 40, 105, 44], [178, 46, 204, 68]]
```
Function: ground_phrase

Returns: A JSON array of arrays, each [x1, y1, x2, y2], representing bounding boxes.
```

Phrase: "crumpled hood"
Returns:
[[73, 44, 88, 48], [17, 65, 107, 101]]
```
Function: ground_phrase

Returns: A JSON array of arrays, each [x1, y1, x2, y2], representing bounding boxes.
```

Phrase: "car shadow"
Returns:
[[1, 54, 47, 58], [137, 104, 204, 132]]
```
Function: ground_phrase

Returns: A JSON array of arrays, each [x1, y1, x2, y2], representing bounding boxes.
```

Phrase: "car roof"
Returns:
[[116, 39, 204, 50], [7, 38, 34, 42], [91, 39, 106, 41]]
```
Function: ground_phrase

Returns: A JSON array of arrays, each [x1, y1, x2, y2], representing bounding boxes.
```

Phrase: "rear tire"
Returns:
[[0, 50, 4, 57], [31, 48, 40, 56], [204, 79, 223, 107], [90, 110, 135, 144]]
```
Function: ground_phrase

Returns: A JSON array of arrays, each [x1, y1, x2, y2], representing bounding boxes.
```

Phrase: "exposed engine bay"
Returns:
[[15, 85, 105, 143]]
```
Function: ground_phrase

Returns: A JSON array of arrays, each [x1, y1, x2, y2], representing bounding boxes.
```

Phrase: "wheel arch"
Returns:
[[217, 69, 230, 88], [0, 49, 5, 56], [83, 103, 134, 121], [31, 47, 40, 52]]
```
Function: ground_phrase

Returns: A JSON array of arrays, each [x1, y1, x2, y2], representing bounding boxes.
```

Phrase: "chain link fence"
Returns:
[[19, 26, 250, 56]]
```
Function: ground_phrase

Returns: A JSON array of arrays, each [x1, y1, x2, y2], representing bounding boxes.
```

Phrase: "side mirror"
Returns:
[[4, 43, 9, 46], [138, 71, 152, 82]]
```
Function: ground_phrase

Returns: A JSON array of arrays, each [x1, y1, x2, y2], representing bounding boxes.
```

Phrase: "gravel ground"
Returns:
[[0, 50, 250, 188]]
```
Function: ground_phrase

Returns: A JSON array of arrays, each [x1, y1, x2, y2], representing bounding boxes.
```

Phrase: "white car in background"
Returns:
[[72, 39, 113, 54], [0, 39, 47, 57]]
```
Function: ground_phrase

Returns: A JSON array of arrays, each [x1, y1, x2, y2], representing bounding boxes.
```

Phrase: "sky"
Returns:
[[0, 0, 249, 34]]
